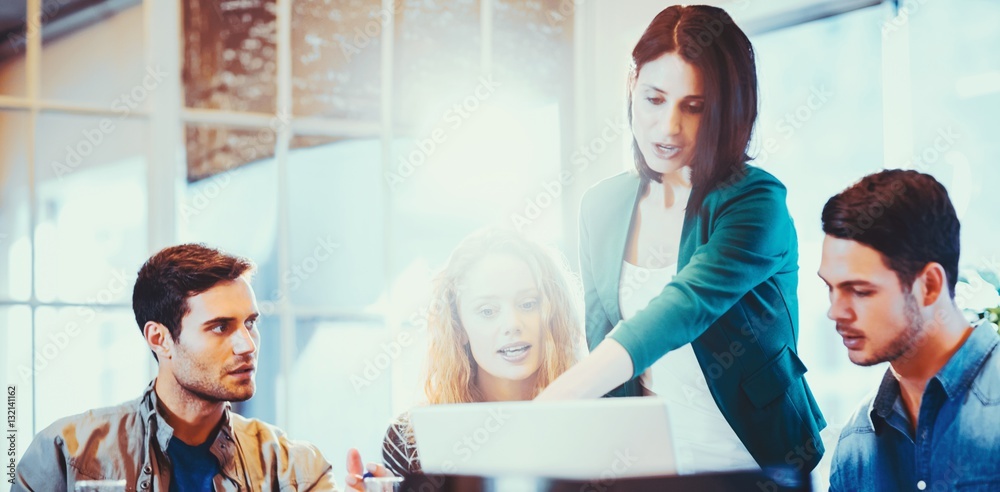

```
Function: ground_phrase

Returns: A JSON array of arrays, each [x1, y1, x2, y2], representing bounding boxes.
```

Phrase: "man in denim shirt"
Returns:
[[818, 170, 1000, 491]]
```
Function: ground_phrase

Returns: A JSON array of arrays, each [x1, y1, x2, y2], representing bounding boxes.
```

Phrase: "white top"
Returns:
[[618, 261, 758, 475]]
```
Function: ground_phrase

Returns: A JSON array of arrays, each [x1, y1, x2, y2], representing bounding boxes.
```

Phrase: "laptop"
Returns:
[[409, 397, 677, 480]]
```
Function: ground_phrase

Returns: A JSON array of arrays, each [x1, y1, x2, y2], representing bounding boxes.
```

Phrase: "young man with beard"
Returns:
[[819, 170, 1000, 491], [13, 244, 343, 491]]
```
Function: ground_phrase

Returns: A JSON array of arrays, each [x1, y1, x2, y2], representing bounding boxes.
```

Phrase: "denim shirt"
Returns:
[[829, 322, 1000, 492]]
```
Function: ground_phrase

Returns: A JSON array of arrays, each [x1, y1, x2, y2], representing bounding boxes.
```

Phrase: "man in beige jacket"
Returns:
[[13, 244, 338, 491]]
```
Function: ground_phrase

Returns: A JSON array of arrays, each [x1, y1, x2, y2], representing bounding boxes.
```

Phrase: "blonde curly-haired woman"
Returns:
[[380, 228, 585, 476]]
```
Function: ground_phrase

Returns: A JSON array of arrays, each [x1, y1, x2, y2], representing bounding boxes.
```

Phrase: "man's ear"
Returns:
[[916, 262, 947, 307], [144, 322, 174, 360]]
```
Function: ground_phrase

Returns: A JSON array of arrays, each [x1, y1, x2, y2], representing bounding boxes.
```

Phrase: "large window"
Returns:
[[0, 4, 156, 478], [2, 2, 997, 491], [751, 5, 887, 487], [749, 1, 1000, 488], [0, 0, 573, 484]]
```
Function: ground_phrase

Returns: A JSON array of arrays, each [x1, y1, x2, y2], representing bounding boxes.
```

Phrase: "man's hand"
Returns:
[[345, 448, 394, 491]]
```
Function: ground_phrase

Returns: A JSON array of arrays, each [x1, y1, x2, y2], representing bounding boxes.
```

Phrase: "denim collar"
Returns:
[[934, 321, 999, 399], [869, 321, 999, 433]]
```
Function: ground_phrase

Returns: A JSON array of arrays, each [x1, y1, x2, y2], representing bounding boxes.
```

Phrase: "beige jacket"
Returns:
[[12, 381, 338, 491]]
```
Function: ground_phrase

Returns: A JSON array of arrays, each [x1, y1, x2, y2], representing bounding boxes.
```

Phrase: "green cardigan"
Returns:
[[579, 166, 827, 471]]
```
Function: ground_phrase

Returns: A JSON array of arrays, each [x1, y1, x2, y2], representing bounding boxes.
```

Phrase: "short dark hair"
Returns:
[[133, 244, 255, 348], [628, 5, 758, 214], [822, 169, 960, 298]]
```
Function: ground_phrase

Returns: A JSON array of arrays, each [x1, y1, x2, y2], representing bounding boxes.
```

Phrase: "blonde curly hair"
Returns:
[[422, 228, 585, 404]]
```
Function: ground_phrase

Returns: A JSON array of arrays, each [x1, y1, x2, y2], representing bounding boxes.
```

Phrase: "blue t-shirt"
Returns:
[[167, 436, 220, 491]]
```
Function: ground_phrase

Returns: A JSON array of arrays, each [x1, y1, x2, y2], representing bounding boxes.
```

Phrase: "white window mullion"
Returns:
[[144, 0, 184, 253], [26, 0, 41, 435], [881, 1, 913, 169], [144, 0, 185, 381], [481, 0, 493, 77], [275, 0, 295, 432]]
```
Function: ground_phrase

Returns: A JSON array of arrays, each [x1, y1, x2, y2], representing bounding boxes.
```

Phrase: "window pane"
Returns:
[[179, 127, 279, 303], [0, 0, 27, 97], [388, 101, 565, 280], [0, 111, 31, 301], [751, 6, 886, 486], [33, 307, 152, 431], [287, 138, 384, 309], [393, 0, 479, 134], [288, 319, 395, 487], [1, 305, 33, 451], [291, 0, 381, 120], [494, 0, 573, 102], [34, 114, 147, 304], [40, 2, 147, 108], [183, 0, 277, 113], [909, 0, 1000, 274], [185, 124, 277, 181]]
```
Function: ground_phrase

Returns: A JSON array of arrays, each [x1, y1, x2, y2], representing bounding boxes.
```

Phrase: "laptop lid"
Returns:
[[409, 397, 676, 480]]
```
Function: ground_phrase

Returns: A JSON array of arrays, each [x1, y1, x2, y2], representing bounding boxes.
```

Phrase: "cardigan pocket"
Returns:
[[739, 346, 807, 409]]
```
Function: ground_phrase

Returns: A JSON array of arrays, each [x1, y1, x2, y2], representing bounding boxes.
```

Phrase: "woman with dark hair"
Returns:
[[537, 5, 827, 474]]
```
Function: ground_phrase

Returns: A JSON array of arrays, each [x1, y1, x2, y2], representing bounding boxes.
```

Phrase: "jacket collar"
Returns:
[[139, 379, 241, 479], [598, 174, 645, 323]]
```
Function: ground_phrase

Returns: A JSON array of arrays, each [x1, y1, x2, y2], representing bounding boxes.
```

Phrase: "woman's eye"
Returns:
[[520, 300, 538, 311], [686, 101, 704, 113], [479, 307, 497, 318], [646, 96, 664, 105]]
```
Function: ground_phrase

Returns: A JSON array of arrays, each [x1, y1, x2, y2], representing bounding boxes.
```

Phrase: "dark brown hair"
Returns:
[[628, 5, 758, 214], [822, 169, 960, 298], [133, 244, 255, 355]]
